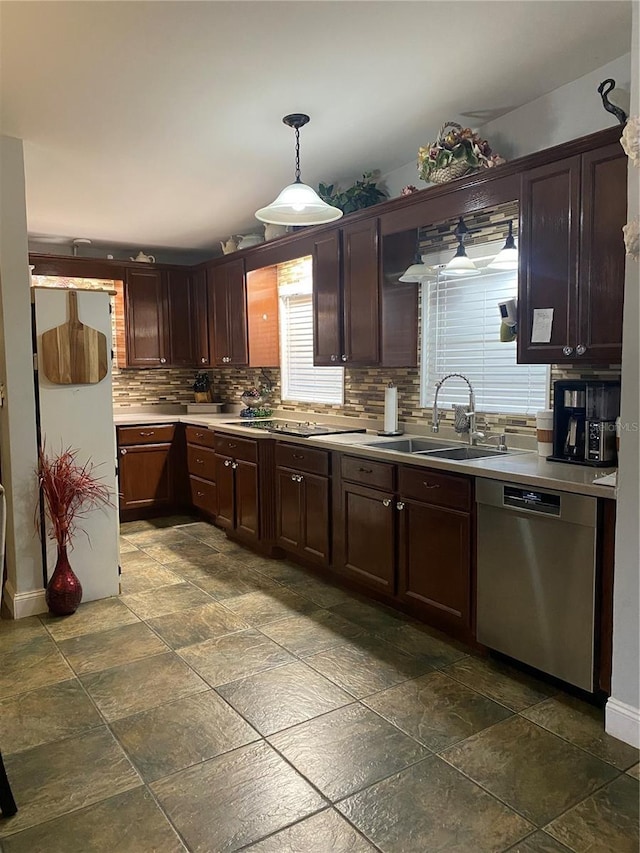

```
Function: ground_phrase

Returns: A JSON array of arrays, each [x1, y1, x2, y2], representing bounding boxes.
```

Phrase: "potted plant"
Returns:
[[318, 171, 387, 214], [417, 122, 505, 184], [37, 446, 112, 615]]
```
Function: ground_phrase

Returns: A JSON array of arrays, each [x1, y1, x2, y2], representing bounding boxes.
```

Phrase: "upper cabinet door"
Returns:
[[124, 268, 168, 367], [208, 259, 249, 367], [577, 143, 627, 364], [312, 230, 343, 366], [166, 269, 197, 366], [380, 230, 419, 368], [518, 156, 581, 364], [191, 268, 211, 367], [342, 218, 380, 366]]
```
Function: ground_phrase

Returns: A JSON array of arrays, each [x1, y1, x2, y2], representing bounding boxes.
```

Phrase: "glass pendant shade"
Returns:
[[442, 239, 480, 277], [255, 113, 343, 226], [255, 181, 343, 225], [399, 253, 428, 282], [488, 221, 518, 270]]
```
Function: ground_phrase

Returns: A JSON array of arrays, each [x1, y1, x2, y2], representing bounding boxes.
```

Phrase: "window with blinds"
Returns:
[[279, 286, 344, 405], [420, 244, 549, 415]]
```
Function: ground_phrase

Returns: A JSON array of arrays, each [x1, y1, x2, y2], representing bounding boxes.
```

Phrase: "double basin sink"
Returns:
[[358, 437, 511, 461]]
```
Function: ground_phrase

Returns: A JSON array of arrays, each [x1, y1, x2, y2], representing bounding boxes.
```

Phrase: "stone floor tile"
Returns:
[[120, 581, 213, 619], [1, 787, 185, 853], [269, 703, 429, 801], [147, 601, 249, 648], [260, 609, 367, 657], [222, 586, 318, 626], [178, 629, 295, 686], [249, 558, 314, 585], [40, 597, 139, 642], [330, 598, 413, 634], [0, 728, 141, 838], [338, 756, 533, 853], [441, 715, 619, 826], [120, 527, 193, 546], [626, 762, 640, 779], [0, 634, 73, 700], [363, 670, 512, 751], [377, 622, 468, 668], [139, 538, 220, 564], [506, 831, 574, 852], [151, 740, 324, 852], [443, 654, 557, 712], [57, 621, 168, 675], [117, 536, 139, 554], [190, 564, 280, 599], [81, 651, 208, 720], [0, 679, 101, 754], [112, 690, 259, 781], [0, 616, 48, 652], [217, 660, 352, 735], [522, 694, 639, 770], [119, 549, 164, 570], [119, 562, 184, 595], [545, 774, 639, 853], [280, 574, 354, 607], [305, 634, 434, 699], [245, 808, 377, 852]]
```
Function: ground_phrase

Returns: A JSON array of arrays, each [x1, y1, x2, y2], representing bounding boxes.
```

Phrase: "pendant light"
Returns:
[[441, 217, 480, 277], [255, 114, 343, 226], [399, 230, 428, 282], [488, 220, 518, 270]]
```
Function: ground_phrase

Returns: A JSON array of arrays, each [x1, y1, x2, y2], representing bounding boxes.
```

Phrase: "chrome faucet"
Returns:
[[432, 373, 480, 445]]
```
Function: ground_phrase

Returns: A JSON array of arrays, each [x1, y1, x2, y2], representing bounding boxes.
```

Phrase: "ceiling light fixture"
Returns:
[[488, 220, 518, 270], [442, 218, 480, 277], [255, 114, 343, 226]]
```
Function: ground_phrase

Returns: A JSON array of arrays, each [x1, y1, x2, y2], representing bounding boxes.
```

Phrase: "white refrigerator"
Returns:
[[33, 286, 119, 602]]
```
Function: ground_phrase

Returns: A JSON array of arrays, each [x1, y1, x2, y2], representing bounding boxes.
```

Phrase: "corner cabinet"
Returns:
[[207, 259, 249, 366], [518, 138, 627, 365]]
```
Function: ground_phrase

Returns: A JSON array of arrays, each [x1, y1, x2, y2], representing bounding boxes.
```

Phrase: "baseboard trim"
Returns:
[[2, 579, 47, 619], [606, 697, 640, 748]]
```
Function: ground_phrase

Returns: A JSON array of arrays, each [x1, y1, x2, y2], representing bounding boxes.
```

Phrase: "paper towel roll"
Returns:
[[384, 384, 398, 433]]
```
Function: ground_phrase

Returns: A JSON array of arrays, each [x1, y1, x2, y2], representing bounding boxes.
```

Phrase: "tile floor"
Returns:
[[0, 516, 638, 852]]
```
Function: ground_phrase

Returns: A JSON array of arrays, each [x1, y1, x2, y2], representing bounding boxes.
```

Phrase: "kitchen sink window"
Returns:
[[278, 257, 344, 405], [419, 241, 549, 415]]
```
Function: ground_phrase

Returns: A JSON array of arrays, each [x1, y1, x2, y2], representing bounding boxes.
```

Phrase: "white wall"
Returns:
[[383, 53, 631, 198], [0, 136, 44, 617], [606, 14, 640, 749]]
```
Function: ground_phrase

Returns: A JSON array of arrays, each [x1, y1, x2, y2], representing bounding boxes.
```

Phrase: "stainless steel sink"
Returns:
[[360, 438, 457, 453], [422, 446, 510, 460]]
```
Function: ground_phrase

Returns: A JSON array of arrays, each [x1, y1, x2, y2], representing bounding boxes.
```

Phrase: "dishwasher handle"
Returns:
[[503, 486, 561, 516]]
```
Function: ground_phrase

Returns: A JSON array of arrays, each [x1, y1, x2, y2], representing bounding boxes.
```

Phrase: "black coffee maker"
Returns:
[[549, 379, 620, 466]]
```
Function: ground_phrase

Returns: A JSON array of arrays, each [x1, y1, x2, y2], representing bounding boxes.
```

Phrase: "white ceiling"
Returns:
[[0, 1, 632, 254]]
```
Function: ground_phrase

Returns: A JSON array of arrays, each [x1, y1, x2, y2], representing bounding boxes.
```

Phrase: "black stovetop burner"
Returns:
[[238, 420, 365, 438]]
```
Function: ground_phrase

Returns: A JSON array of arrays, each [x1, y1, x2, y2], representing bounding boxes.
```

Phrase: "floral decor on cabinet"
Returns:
[[417, 121, 505, 184]]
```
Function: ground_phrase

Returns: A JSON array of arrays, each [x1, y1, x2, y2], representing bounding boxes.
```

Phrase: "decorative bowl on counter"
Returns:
[[240, 391, 269, 409]]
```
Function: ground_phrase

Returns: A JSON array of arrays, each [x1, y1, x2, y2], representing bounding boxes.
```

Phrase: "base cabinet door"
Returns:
[[119, 443, 173, 510], [276, 468, 302, 551], [336, 481, 395, 593], [235, 460, 259, 540], [215, 455, 235, 530], [397, 498, 471, 634], [301, 472, 330, 565]]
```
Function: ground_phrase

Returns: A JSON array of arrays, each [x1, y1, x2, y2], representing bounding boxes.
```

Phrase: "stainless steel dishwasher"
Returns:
[[476, 478, 598, 692]]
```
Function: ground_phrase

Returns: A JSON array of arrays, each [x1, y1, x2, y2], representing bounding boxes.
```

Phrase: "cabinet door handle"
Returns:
[[223, 459, 232, 467], [576, 344, 587, 356], [231, 462, 239, 469], [382, 498, 391, 507], [422, 482, 440, 489], [160, 357, 166, 364], [139, 431, 155, 437], [297, 474, 304, 483], [358, 466, 373, 474], [341, 354, 348, 362], [562, 345, 574, 356], [291, 474, 298, 482], [200, 357, 207, 363], [396, 501, 405, 511], [120, 448, 127, 456], [330, 354, 337, 362]]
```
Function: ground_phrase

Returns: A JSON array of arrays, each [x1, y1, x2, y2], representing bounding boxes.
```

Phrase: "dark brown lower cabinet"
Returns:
[[215, 454, 259, 541], [397, 498, 471, 634], [335, 480, 396, 593], [276, 467, 330, 566], [118, 443, 173, 511]]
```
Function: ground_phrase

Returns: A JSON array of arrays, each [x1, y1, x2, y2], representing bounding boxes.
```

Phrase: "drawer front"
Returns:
[[118, 424, 175, 446], [341, 454, 395, 491], [276, 442, 329, 476], [185, 425, 216, 449], [214, 434, 258, 463], [189, 475, 217, 515], [399, 465, 471, 511], [187, 445, 216, 481]]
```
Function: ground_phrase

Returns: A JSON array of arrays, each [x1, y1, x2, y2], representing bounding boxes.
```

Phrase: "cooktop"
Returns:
[[236, 420, 366, 438]]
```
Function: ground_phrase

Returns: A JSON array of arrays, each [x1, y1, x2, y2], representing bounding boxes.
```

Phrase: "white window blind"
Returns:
[[420, 253, 548, 415], [279, 291, 344, 405]]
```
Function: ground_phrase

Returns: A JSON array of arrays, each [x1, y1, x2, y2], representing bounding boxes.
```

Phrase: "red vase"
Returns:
[[46, 546, 83, 616]]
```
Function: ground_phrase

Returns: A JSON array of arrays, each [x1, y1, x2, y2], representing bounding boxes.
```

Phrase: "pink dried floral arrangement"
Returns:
[[37, 446, 112, 549]]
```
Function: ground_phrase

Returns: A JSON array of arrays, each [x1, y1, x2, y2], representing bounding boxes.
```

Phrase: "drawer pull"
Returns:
[[396, 501, 405, 511], [358, 467, 373, 474], [139, 430, 155, 437], [195, 432, 204, 438], [196, 491, 205, 497], [120, 448, 127, 456], [382, 498, 391, 507], [293, 453, 305, 460], [224, 459, 232, 467], [227, 442, 237, 449], [423, 482, 440, 489], [196, 458, 204, 464]]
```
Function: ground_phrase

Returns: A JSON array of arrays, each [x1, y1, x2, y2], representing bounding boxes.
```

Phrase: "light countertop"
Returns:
[[113, 413, 617, 499]]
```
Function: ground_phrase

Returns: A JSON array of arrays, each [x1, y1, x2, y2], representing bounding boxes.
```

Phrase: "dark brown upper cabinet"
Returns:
[[191, 267, 211, 367], [313, 230, 343, 366], [518, 138, 626, 365], [166, 268, 198, 366], [207, 258, 249, 366]]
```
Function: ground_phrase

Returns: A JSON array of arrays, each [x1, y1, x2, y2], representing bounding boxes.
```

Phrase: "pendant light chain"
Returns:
[[294, 125, 301, 183]]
